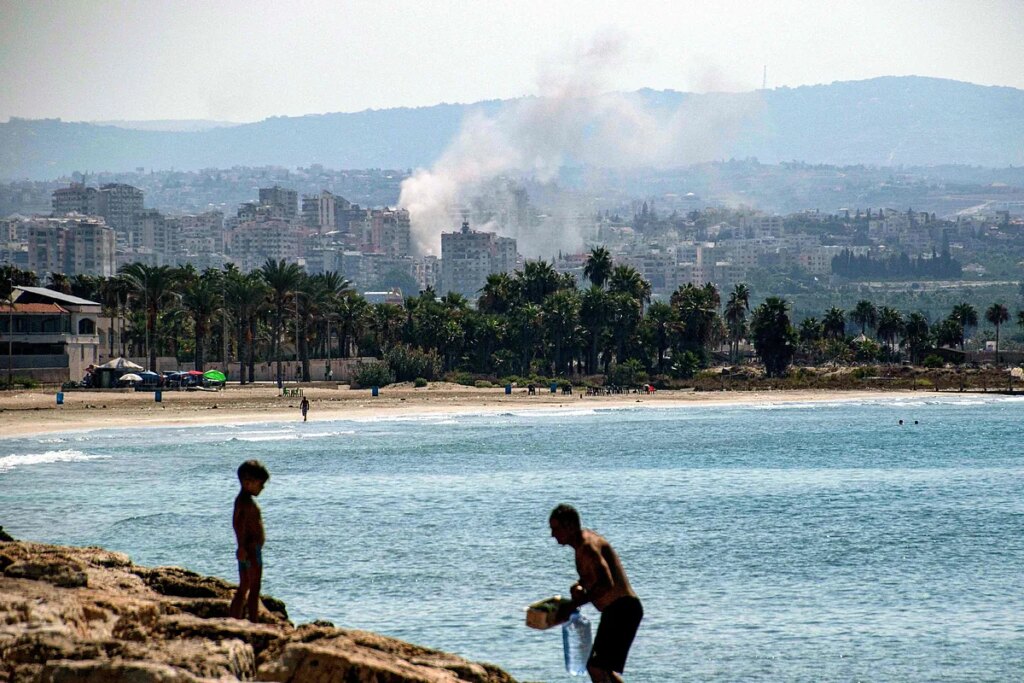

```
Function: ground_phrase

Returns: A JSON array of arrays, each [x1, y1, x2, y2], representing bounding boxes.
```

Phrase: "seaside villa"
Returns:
[[0, 286, 102, 384]]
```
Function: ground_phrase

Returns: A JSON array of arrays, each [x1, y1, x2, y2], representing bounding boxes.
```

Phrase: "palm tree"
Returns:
[[903, 312, 931, 365], [750, 297, 797, 378], [478, 272, 517, 314], [875, 306, 905, 355], [608, 265, 652, 308], [335, 293, 369, 359], [120, 263, 179, 371], [583, 247, 613, 289], [224, 271, 268, 384], [509, 302, 542, 375], [608, 292, 642, 367], [724, 284, 751, 362], [260, 259, 304, 388], [180, 270, 224, 371], [985, 303, 1010, 363], [541, 289, 581, 376], [798, 317, 823, 350], [579, 286, 610, 375], [935, 317, 963, 350], [518, 260, 562, 305], [370, 303, 406, 356], [70, 274, 102, 301], [46, 272, 72, 295], [670, 283, 722, 361], [850, 300, 877, 338], [950, 303, 978, 352], [643, 301, 679, 373], [823, 307, 846, 340], [98, 276, 130, 358]]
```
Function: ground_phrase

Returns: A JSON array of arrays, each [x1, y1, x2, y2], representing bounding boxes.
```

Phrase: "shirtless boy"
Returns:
[[229, 460, 269, 621], [550, 504, 643, 683]]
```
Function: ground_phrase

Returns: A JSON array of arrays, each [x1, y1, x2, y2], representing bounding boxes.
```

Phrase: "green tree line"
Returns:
[[2, 256, 1022, 387]]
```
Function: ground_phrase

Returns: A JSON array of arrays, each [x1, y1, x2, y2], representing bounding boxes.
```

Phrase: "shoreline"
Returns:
[[0, 384, 963, 439]]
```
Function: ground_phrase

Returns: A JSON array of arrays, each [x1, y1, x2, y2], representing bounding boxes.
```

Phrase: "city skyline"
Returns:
[[1, 0, 1022, 123]]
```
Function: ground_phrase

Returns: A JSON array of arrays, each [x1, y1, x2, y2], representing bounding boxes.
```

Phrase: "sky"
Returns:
[[1, 0, 1022, 123]]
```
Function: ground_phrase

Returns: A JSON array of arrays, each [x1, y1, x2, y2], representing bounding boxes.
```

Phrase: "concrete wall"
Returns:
[[226, 357, 376, 383]]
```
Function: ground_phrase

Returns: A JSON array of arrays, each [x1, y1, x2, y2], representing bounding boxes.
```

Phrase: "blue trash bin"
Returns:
[[56, 392, 64, 405], [371, 386, 379, 397], [550, 383, 557, 394], [155, 390, 162, 403], [505, 384, 512, 395]]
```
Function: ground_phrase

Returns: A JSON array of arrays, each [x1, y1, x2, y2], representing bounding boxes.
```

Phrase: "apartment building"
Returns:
[[27, 217, 116, 277], [440, 220, 519, 299], [227, 219, 300, 272], [52, 183, 100, 216], [138, 209, 173, 258], [369, 208, 411, 258], [98, 183, 144, 243], [258, 186, 298, 220]]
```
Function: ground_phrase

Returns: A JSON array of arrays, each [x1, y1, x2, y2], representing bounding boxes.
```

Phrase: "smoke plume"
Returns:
[[399, 34, 760, 256]]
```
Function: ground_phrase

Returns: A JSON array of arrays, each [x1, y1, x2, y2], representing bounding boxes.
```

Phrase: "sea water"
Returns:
[[2, 395, 1024, 681]]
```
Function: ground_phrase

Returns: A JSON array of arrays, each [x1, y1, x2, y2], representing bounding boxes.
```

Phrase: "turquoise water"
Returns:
[[2, 396, 1024, 681]]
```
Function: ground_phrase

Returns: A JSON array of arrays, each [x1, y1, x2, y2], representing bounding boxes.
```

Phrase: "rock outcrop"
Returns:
[[0, 541, 516, 683]]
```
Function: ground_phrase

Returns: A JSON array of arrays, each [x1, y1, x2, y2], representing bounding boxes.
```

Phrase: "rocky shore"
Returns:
[[0, 536, 516, 682]]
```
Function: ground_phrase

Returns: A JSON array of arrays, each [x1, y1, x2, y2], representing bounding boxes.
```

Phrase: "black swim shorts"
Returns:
[[588, 595, 643, 674]]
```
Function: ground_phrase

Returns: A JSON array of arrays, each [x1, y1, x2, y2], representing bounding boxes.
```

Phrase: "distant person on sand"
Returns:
[[549, 504, 643, 683], [300, 396, 310, 422], [229, 460, 269, 621]]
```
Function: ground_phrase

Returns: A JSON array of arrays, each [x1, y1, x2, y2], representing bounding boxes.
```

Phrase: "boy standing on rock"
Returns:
[[550, 503, 643, 683], [229, 460, 269, 621]]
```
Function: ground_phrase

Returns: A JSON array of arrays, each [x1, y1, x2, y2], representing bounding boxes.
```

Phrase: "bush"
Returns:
[[1, 375, 39, 389], [353, 362, 395, 388], [385, 345, 441, 382], [414, 377, 428, 388], [474, 380, 493, 389], [670, 351, 701, 379], [445, 371, 476, 386], [923, 354, 944, 369], [607, 359, 648, 387]]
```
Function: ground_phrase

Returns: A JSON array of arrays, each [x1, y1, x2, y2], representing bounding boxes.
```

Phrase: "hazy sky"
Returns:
[[1, 0, 1021, 123]]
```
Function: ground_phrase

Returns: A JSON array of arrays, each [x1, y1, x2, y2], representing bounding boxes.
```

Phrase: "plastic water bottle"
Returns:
[[562, 609, 592, 676]]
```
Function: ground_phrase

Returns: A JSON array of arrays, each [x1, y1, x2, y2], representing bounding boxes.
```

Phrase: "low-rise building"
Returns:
[[0, 286, 102, 383]]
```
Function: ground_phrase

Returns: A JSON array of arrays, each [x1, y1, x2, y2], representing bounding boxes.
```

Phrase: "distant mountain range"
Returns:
[[1, 77, 1021, 180]]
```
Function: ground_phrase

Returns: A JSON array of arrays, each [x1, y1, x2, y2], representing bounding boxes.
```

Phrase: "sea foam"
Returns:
[[0, 449, 107, 473]]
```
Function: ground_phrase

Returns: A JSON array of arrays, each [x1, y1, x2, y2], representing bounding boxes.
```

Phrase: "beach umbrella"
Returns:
[[119, 373, 143, 382], [203, 370, 226, 382], [139, 371, 160, 379], [186, 370, 205, 376], [98, 357, 144, 371]]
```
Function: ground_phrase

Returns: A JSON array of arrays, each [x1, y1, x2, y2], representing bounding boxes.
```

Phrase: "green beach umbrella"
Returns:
[[203, 369, 226, 382]]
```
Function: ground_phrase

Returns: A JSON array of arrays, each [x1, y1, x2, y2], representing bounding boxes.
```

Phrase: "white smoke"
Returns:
[[399, 34, 760, 256]]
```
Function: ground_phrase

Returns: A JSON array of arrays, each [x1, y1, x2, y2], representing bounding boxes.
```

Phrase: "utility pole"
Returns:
[[762, 65, 767, 90]]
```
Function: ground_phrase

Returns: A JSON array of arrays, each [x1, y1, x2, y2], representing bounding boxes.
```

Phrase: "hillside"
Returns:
[[1, 77, 1021, 179]]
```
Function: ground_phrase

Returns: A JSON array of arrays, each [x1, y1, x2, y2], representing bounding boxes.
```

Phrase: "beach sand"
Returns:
[[0, 383, 927, 438]]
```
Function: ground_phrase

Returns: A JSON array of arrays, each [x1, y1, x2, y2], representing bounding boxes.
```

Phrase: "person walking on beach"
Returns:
[[299, 396, 310, 422], [549, 504, 643, 683], [229, 460, 269, 621]]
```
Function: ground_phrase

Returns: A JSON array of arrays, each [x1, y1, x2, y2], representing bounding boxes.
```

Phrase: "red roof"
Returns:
[[0, 303, 68, 314]]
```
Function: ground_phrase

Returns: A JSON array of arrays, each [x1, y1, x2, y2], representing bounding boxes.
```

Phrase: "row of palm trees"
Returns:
[[6, 252, 1024, 385], [799, 299, 1020, 364]]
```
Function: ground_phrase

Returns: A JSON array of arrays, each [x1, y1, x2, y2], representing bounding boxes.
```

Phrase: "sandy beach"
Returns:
[[0, 383, 928, 438]]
